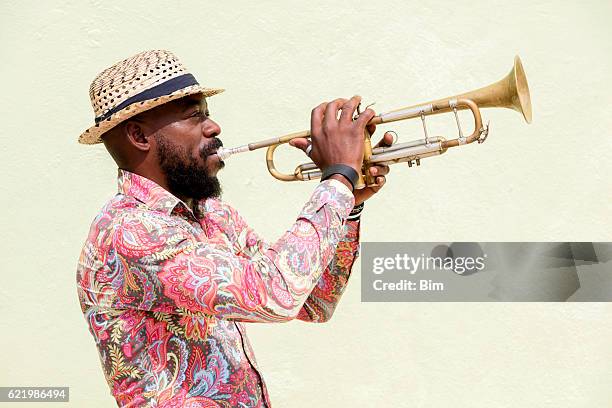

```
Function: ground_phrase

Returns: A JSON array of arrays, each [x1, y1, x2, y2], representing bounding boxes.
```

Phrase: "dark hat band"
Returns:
[[94, 73, 199, 123]]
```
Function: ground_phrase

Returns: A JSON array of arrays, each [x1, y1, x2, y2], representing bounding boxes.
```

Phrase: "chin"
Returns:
[[210, 160, 225, 175], [206, 165, 220, 177]]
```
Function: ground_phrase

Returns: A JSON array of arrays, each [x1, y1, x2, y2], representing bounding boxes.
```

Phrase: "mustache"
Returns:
[[200, 138, 224, 158]]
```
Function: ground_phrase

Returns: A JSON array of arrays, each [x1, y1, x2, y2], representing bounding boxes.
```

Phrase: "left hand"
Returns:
[[289, 121, 393, 206], [353, 123, 393, 206]]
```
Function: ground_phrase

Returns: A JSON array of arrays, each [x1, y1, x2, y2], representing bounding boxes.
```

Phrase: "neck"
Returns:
[[123, 165, 196, 209]]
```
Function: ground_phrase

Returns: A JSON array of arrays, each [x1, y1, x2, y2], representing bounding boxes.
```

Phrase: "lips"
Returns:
[[201, 138, 224, 159]]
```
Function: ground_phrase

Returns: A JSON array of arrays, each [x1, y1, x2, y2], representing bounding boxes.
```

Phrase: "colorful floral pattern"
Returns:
[[77, 170, 360, 407]]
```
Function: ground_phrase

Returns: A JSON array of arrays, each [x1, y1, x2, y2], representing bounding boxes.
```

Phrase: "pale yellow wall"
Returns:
[[1, 1, 611, 407]]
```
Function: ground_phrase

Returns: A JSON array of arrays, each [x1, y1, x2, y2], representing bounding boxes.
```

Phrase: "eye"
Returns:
[[191, 110, 210, 119]]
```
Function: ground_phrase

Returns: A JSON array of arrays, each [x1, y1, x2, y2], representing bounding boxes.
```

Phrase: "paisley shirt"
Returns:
[[76, 169, 361, 407]]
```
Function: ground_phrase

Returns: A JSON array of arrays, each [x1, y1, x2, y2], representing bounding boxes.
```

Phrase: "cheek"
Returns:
[[165, 123, 202, 156]]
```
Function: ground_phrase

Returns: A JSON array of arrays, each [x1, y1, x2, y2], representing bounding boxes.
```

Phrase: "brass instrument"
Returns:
[[216, 56, 532, 189]]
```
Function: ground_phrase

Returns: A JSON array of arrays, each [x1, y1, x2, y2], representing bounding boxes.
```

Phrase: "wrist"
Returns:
[[321, 164, 360, 192], [327, 174, 353, 192]]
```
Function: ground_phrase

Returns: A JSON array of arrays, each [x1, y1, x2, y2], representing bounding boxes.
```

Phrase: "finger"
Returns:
[[370, 176, 386, 193], [366, 122, 376, 136], [324, 98, 348, 130], [339, 95, 362, 124], [310, 102, 327, 138], [288, 137, 310, 153], [355, 107, 376, 129], [369, 164, 390, 177], [374, 131, 395, 148]]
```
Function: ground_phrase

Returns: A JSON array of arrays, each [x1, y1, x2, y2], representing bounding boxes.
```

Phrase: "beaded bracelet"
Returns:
[[347, 202, 364, 221]]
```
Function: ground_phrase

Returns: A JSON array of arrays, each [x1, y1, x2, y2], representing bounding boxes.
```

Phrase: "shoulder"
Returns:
[[86, 194, 189, 252], [83, 194, 136, 244], [78, 194, 146, 273]]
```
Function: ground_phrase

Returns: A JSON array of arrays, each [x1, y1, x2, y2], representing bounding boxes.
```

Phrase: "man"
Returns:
[[76, 50, 391, 407]]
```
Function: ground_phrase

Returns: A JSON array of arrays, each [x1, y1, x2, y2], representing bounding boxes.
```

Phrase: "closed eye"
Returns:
[[191, 110, 210, 119]]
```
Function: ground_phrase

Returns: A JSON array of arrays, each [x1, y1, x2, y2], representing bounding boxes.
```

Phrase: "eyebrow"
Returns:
[[180, 96, 206, 111], [182, 98, 200, 110]]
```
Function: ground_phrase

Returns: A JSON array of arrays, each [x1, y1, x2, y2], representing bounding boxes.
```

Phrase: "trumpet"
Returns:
[[216, 56, 532, 189]]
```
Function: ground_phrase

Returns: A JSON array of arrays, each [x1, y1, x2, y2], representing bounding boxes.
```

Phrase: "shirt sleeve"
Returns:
[[296, 219, 361, 323], [220, 196, 362, 323], [84, 179, 354, 323]]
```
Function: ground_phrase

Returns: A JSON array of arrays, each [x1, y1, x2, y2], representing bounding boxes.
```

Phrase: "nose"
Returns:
[[202, 118, 221, 139]]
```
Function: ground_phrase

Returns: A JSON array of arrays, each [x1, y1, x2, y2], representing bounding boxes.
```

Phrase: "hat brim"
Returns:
[[78, 85, 224, 145]]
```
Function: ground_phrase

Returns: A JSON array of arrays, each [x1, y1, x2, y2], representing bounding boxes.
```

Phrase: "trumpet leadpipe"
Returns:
[[216, 130, 311, 161]]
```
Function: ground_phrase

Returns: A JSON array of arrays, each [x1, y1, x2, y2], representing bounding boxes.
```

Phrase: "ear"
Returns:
[[124, 120, 150, 152]]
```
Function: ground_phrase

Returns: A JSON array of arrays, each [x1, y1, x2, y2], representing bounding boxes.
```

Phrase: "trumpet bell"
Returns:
[[512, 55, 532, 123], [457, 55, 532, 123]]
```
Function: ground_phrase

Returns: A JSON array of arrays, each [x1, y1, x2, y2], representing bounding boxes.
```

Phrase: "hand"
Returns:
[[293, 96, 375, 176], [290, 106, 393, 205], [353, 128, 393, 206]]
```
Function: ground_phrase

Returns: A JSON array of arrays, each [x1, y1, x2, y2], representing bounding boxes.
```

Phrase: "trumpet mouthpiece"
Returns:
[[215, 145, 250, 161], [215, 147, 232, 161]]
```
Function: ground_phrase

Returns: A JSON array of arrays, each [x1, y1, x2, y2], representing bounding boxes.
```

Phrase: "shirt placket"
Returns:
[[234, 322, 271, 408], [193, 207, 272, 406]]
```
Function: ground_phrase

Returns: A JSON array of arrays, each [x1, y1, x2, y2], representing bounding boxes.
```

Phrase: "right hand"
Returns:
[[290, 96, 375, 174]]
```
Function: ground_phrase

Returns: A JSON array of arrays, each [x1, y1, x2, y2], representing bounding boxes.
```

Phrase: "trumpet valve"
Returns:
[[407, 158, 421, 168]]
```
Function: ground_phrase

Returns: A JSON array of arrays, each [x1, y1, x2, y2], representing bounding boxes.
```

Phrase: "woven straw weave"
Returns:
[[79, 50, 223, 144]]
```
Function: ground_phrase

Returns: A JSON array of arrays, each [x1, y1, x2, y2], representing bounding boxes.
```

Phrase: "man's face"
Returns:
[[143, 94, 225, 200]]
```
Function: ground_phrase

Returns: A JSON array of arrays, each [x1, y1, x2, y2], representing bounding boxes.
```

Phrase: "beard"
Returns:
[[155, 134, 224, 201]]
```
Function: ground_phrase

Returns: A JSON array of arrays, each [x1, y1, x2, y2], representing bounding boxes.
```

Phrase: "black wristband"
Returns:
[[320, 164, 359, 191]]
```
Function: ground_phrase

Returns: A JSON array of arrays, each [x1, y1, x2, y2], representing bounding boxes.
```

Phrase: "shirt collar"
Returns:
[[117, 169, 197, 218]]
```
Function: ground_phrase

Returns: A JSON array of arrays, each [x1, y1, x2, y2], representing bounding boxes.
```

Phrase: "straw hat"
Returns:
[[78, 50, 224, 144]]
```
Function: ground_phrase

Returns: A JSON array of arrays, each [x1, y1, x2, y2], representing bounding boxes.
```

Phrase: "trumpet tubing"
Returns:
[[216, 56, 532, 189], [387, 55, 532, 124]]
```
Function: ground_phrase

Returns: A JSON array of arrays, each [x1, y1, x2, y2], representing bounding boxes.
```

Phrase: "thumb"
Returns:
[[288, 137, 310, 152]]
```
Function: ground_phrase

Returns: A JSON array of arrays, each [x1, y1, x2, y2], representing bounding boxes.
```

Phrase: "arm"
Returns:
[[222, 201, 361, 323], [82, 179, 354, 323], [296, 219, 360, 322], [290, 131, 395, 322], [283, 107, 394, 322]]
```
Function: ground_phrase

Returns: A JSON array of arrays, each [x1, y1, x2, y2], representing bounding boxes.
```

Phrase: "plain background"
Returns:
[[1, 1, 611, 406]]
